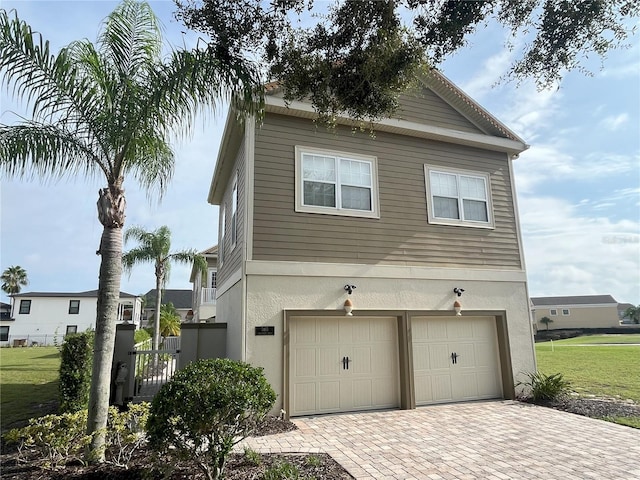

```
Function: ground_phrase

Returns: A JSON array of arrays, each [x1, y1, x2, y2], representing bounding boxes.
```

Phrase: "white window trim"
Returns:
[[424, 164, 494, 229], [231, 173, 238, 250], [550, 309, 558, 316], [295, 145, 380, 219]]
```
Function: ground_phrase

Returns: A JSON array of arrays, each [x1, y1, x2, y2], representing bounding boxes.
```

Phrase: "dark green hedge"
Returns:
[[58, 331, 94, 413]]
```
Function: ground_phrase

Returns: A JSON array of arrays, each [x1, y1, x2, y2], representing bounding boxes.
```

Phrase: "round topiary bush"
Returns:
[[147, 358, 276, 480]]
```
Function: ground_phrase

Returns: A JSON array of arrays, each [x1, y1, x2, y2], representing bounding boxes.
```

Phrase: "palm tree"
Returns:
[[539, 316, 553, 331], [1, 265, 28, 317], [159, 302, 181, 337], [0, 1, 259, 461], [122, 225, 206, 351]]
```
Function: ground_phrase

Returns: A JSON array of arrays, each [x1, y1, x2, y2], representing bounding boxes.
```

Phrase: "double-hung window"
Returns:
[[19, 300, 31, 314], [219, 205, 226, 266], [425, 165, 493, 228], [231, 173, 238, 249], [295, 146, 379, 218], [69, 300, 80, 314]]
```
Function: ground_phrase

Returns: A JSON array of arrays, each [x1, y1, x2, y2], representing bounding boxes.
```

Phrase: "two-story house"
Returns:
[[4, 290, 142, 346], [189, 245, 218, 322], [531, 294, 621, 330], [208, 70, 536, 417]]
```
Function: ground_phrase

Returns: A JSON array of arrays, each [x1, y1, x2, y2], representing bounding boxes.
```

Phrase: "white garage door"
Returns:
[[289, 316, 400, 417], [412, 316, 502, 405]]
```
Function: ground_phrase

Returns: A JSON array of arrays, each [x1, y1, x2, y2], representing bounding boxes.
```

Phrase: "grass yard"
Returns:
[[536, 335, 640, 403], [0, 346, 60, 432]]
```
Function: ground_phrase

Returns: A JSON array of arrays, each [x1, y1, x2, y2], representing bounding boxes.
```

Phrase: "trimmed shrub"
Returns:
[[518, 371, 571, 402], [4, 403, 151, 469], [147, 358, 276, 480], [59, 331, 94, 413], [4, 410, 91, 468]]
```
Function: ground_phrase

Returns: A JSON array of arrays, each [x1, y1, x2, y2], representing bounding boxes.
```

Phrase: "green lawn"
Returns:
[[0, 346, 60, 431]]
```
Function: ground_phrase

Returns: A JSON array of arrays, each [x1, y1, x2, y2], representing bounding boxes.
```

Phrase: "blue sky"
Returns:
[[1, 1, 639, 305]]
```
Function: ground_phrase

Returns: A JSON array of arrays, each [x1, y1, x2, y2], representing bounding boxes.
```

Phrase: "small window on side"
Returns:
[[69, 300, 80, 314], [65, 325, 78, 337], [0, 326, 9, 342], [19, 300, 31, 315], [562, 309, 570, 316], [550, 309, 558, 316]]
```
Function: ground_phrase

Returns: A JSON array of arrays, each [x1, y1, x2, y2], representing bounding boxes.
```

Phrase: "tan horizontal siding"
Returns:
[[218, 141, 245, 286], [252, 113, 522, 270], [395, 90, 483, 134]]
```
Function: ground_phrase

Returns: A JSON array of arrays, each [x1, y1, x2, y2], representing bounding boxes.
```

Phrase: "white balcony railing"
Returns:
[[201, 288, 217, 305]]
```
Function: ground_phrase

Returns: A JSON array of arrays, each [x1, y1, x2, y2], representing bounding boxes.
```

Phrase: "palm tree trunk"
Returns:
[[87, 185, 125, 463], [153, 274, 162, 351]]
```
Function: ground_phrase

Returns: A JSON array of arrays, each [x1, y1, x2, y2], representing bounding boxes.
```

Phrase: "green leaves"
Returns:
[[147, 358, 276, 480]]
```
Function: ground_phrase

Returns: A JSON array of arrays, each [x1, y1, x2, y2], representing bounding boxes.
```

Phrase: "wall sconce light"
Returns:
[[344, 298, 354, 316], [344, 284, 357, 295], [453, 287, 465, 297], [454, 300, 462, 316]]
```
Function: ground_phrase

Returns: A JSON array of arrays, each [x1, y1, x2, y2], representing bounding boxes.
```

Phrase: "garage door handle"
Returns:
[[451, 352, 460, 364], [342, 356, 350, 370]]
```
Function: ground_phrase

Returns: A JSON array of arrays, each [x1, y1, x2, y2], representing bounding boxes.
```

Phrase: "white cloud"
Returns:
[[520, 196, 640, 303], [600, 113, 630, 130]]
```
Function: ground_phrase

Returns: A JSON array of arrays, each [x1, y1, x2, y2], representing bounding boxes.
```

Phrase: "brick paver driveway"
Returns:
[[240, 401, 640, 479]]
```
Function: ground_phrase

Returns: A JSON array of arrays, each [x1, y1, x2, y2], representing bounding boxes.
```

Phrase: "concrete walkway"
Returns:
[[240, 401, 640, 479]]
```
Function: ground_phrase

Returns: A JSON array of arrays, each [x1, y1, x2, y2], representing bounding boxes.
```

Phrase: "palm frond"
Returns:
[[0, 10, 99, 127], [0, 123, 107, 180], [122, 245, 156, 274], [98, 0, 161, 81]]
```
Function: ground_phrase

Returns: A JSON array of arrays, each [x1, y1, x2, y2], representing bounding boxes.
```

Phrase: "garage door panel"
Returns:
[[293, 383, 316, 414], [290, 316, 399, 416], [294, 348, 316, 377], [318, 347, 340, 376], [318, 381, 341, 411], [431, 374, 453, 402], [317, 318, 340, 343], [353, 379, 373, 407], [413, 344, 430, 370], [427, 319, 448, 340], [413, 316, 502, 406], [429, 344, 451, 370]]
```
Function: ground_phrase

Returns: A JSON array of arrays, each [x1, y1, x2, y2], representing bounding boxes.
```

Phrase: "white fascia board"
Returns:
[[264, 97, 529, 156]]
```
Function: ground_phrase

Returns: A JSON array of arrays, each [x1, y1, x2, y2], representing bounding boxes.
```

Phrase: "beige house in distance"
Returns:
[[208, 70, 536, 418], [531, 295, 621, 330]]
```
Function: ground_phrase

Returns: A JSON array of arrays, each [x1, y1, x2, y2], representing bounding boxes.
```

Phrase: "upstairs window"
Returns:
[[425, 166, 493, 228], [19, 300, 31, 314], [69, 300, 80, 314], [231, 173, 238, 249], [550, 309, 558, 316], [562, 309, 570, 316], [209, 270, 217, 289], [295, 146, 379, 219], [219, 204, 226, 266]]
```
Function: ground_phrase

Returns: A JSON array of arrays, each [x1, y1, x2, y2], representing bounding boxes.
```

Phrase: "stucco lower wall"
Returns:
[[216, 281, 244, 360], [245, 274, 536, 412]]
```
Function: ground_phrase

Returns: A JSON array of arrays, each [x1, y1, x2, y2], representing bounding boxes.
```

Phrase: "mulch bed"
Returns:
[[2, 399, 639, 480], [0, 416, 353, 480]]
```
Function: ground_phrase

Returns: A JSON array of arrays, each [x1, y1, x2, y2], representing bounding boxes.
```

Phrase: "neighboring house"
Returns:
[[531, 295, 620, 330], [0, 301, 11, 320], [206, 70, 536, 418], [143, 289, 193, 325], [617, 302, 635, 323], [189, 245, 218, 322], [0, 301, 12, 343], [2, 290, 142, 346]]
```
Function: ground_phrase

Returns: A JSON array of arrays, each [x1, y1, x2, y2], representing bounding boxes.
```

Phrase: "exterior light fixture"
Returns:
[[454, 300, 462, 316], [344, 298, 354, 316]]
